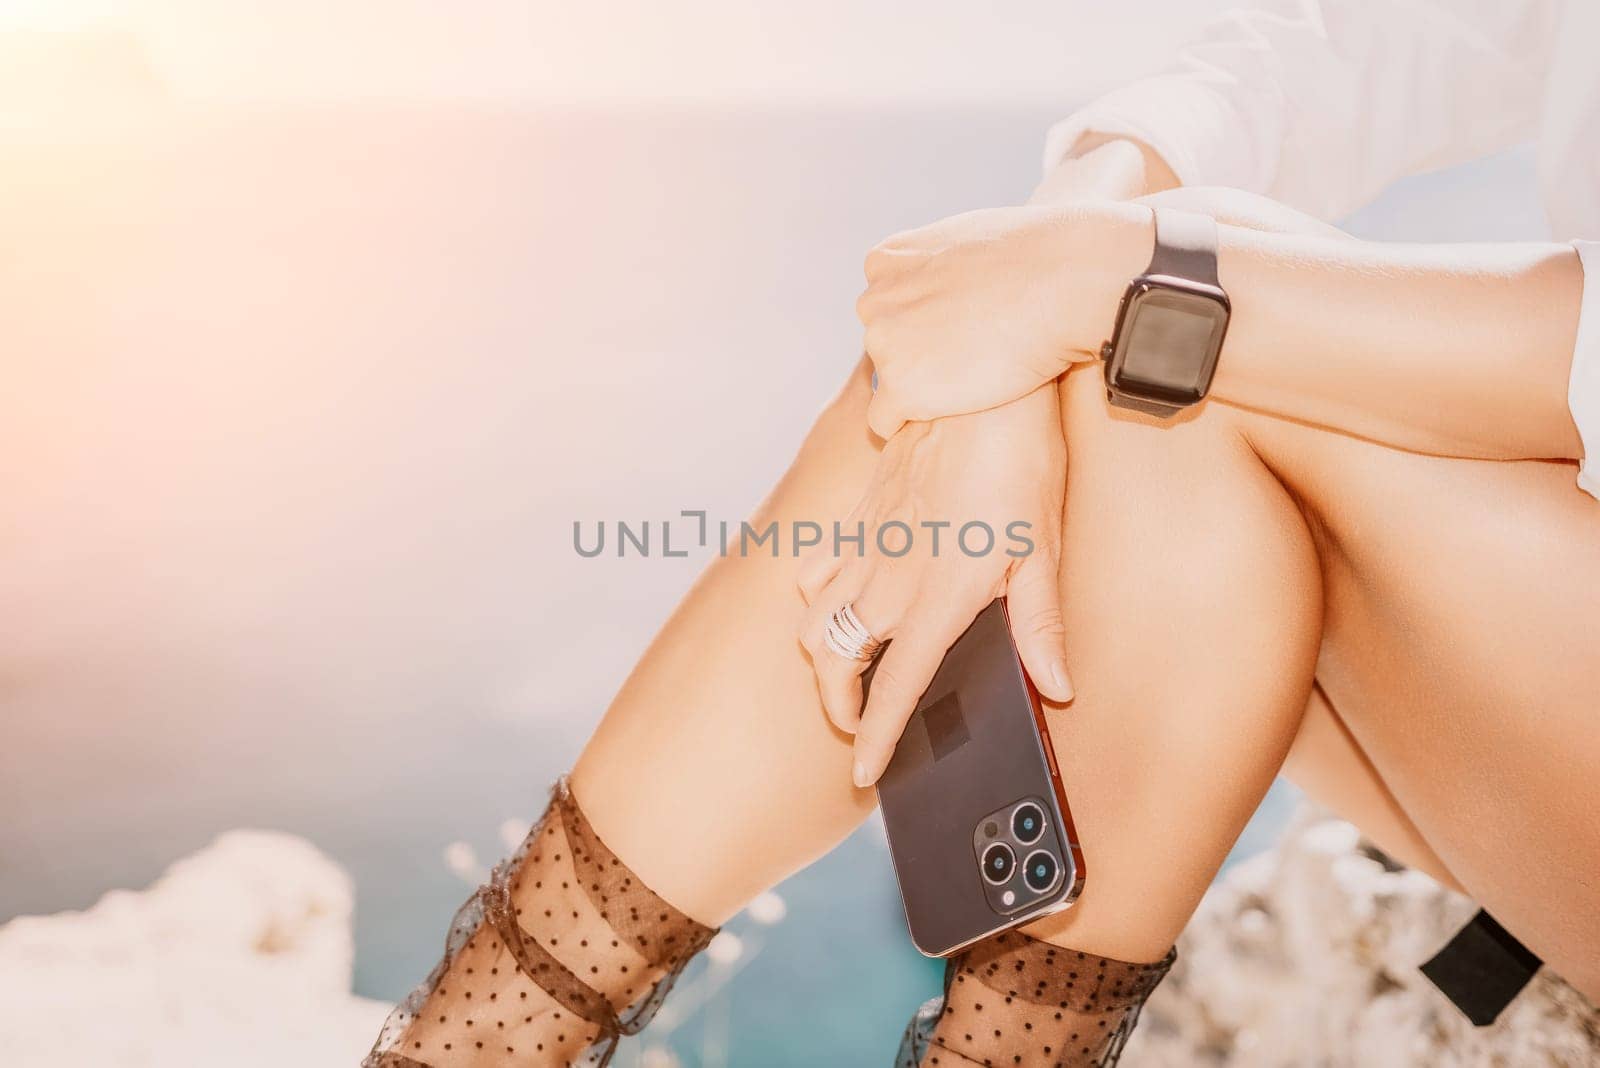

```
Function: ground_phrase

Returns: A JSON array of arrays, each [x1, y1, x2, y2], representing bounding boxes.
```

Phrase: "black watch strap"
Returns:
[[1145, 208, 1219, 285], [1106, 392, 1183, 418], [1106, 208, 1222, 418]]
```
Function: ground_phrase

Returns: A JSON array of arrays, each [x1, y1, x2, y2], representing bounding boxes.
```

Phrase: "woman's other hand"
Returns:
[[797, 385, 1073, 789], [858, 201, 1149, 439]]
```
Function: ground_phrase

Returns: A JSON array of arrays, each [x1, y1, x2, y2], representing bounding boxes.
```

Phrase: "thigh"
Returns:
[[1244, 411, 1600, 998], [1023, 366, 1324, 960], [1282, 683, 1460, 891], [578, 354, 1328, 961], [572, 360, 884, 924]]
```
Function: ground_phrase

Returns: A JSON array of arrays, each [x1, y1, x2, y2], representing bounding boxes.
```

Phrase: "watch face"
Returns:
[[1111, 282, 1230, 405]]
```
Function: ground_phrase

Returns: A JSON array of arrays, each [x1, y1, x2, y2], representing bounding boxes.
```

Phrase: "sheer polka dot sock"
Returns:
[[896, 930, 1175, 1068], [364, 779, 717, 1068]]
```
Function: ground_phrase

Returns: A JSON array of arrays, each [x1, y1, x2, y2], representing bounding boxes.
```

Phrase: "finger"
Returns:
[[862, 245, 898, 282], [865, 391, 906, 441], [802, 582, 897, 735], [813, 649, 866, 736], [798, 601, 859, 733], [851, 607, 972, 788], [856, 283, 888, 326], [796, 547, 844, 606], [1004, 549, 1074, 704]]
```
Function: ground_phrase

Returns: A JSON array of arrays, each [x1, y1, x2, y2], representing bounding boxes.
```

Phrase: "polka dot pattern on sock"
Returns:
[[895, 930, 1175, 1068], [363, 779, 717, 1068]]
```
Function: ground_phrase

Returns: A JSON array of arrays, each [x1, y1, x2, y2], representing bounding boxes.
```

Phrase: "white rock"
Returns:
[[745, 890, 788, 926], [0, 830, 391, 1068], [1127, 804, 1600, 1066], [9, 811, 1595, 1066], [706, 930, 744, 965]]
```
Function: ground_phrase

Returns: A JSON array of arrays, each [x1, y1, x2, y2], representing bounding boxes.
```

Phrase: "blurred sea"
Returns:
[[0, 102, 1546, 1065]]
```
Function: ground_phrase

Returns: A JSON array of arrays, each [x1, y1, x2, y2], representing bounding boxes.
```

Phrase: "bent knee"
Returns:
[[1053, 364, 1314, 591], [797, 357, 877, 459], [1049, 361, 1324, 739], [1055, 361, 1256, 461], [758, 358, 881, 521]]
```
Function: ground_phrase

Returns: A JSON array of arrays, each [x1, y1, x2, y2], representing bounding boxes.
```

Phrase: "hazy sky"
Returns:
[[3, 0, 1235, 104]]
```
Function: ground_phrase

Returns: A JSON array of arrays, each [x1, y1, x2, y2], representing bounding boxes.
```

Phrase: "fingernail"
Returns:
[[1051, 658, 1075, 701], [852, 759, 872, 788]]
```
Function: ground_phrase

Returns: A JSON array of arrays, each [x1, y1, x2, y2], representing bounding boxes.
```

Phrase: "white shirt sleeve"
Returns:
[[1570, 241, 1600, 499], [1043, 0, 1558, 221]]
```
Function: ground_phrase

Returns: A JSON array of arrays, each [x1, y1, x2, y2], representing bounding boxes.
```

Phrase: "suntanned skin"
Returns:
[[574, 338, 1599, 1004], [861, 179, 1586, 468], [558, 145, 1600, 1068], [1038, 144, 1456, 905], [574, 353, 1325, 972]]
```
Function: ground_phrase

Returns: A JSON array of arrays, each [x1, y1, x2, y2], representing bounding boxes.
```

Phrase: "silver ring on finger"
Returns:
[[822, 601, 882, 662]]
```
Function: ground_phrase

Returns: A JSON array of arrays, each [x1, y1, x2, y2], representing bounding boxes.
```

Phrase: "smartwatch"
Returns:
[[1101, 208, 1231, 417]]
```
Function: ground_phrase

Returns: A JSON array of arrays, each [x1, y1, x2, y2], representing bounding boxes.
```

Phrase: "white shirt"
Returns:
[[1043, 0, 1600, 496]]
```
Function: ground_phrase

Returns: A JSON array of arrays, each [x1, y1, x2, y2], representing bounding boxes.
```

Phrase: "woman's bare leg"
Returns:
[[570, 361, 883, 924], [386, 346, 1600, 1068], [1017, 365, 1323, 959], [575, 344, 1600, 998], [381, 222, 1598, 1068], [1038, 360, 1600, 996], [368, 367, 893, 1068], [1240, 410, 1600, 999], [1283, 683, 1461, 891], [573, 358, 1327, 970]]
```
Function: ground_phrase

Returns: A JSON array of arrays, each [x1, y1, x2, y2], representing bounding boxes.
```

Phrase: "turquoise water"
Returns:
[[348, 779, 1297, 1068], [621, 785, 1299, 1067]]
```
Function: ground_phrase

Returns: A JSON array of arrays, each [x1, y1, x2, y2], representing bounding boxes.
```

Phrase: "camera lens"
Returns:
[[1011, 803, 1045, 844], [1022, 850, 1058, 893], [980, 843, 1015, 885]]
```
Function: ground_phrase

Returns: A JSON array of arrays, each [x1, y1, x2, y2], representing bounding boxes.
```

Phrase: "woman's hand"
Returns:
[[857, 201, 1149, 439], [797, 385, 1074, 789]]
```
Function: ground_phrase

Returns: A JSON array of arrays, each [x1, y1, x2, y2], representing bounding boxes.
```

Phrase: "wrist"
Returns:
[[1057, 202, 1156, 357]]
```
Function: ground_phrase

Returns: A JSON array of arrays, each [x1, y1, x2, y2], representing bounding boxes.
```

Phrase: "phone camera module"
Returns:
[[980, 843, 1016, 885], [1011, 802, 1045, 844], [1022, 850, 1058, 893]]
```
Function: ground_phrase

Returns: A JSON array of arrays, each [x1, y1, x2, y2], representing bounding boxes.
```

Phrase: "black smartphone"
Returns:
[[865, 598, 1084, 956]]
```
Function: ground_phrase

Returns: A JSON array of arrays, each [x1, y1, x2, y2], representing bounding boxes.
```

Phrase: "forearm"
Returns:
[[1083, 205, 1587, 461], [1217, 226, 1585, 461]]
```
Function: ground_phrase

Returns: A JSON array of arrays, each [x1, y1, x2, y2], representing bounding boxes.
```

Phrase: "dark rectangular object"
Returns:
[[921, 691, 970, 762], [1419, 909, 1542, 1026], [866, 599, 1084, 957]]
